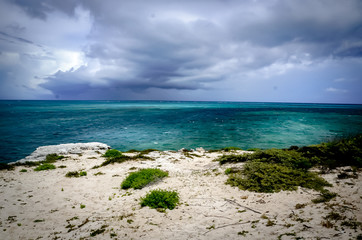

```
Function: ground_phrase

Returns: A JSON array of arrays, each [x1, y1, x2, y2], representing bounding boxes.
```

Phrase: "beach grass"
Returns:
[[220, 134, 362, 193], [65, 170, 87, 178], [121, 168, 168, 189], [99, 149, 152, 167], [34, 163, 56, 171], [140, 189, 179, 210]]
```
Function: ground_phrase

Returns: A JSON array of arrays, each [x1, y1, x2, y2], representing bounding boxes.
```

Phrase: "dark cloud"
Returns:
[[1, 0, 362, 103]]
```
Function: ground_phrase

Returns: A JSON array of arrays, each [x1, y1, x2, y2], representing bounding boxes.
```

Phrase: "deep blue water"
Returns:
[[1, 100, 362, 163]]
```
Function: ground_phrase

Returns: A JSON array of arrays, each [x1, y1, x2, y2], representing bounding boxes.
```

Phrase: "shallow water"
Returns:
[[1, 100, 361, 163]]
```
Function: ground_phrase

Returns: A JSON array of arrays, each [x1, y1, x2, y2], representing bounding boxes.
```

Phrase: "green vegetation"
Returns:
[[219, 149, 312, 170], [220, 135, 362, 194], [34, 163, 56, 171], [226, 161, 331, 193], [219, 134, 362, 169], [126, 149, 158, 154], [121, 168, 168, 189], [99, 149, 151, 167], [65, 171, 87, 178], [312, 190, 337, 203], [295, 134, 362, 169], [140, 189, 179, 210], [33, 219, 45, 223], [45, 153, 64, 163], [19, 169, 27, 172], [10, 153, 65, 169], [80, 204, 85, 209], [221, 146, 242, 151], [90, 225, 107, 236], [0, 163, 15, 171]]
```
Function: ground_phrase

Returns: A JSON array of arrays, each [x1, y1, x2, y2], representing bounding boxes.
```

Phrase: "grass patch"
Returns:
[[0, 163, 15, 171], [296, 134, 362, 169], [226, 162, 331, 193], [220, 134, 362, 169], [44, 153, 64, 163], [219, 149, 312, 170], [222, 135, 362, 194], [222, 146, 242, 151], [121, 168, 168, 189], [100, 149, 151, 167], [11, 153, 65, 169], [65, 171, 87, 178], [126, 149, 158, 154], [19, 169, 27, 172], [34, 163, 56, 171], [90, 225, 107, 236], [312, 190, 337, 203], [140, 189, 179, 210]]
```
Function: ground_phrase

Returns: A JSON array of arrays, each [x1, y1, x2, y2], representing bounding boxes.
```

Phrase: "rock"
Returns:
[[15, 142, 110, 163]]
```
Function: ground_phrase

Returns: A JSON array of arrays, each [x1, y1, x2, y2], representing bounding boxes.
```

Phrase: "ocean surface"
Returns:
[[1, 100, 362, 163]]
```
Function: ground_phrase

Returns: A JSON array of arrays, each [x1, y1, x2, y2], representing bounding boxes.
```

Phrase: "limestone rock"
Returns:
[[16, 142, 110, 163]]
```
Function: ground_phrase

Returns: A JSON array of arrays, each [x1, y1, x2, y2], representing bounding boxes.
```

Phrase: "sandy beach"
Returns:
[[0, 144, 361, 240]]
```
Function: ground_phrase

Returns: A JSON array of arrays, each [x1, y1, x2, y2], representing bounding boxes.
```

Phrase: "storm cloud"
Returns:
[[1, 0, 361, 103]]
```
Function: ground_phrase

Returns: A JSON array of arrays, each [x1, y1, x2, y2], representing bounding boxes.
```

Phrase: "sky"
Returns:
[[0, 0, 361, 103]]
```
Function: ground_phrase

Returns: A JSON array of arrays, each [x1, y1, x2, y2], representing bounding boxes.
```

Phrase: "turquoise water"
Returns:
[[1, 100, 362, 163]]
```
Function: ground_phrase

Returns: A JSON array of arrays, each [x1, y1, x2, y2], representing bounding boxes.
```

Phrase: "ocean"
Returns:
[[1, 100, 362, 163]]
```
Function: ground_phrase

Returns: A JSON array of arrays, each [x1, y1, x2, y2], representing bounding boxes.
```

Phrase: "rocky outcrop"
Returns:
[[16, 142, 110, 163]]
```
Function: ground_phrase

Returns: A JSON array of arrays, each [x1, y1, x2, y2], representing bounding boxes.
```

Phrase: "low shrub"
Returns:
[[34, 163, 56, 171], [312, 190, 337, 203], [126, 149, 158, 154], [121, 168, 168, 189], [65, 171, 87, 178], [44, 153, 64, 163], [103, 149, 123, 159], [218, 149, 312, 170], [226, 162, 331, 193], [140, 189, 179, 210], [0, 163, 14, 171], [218, 154, 251, 164], [101, 149, 150, 167], [222, 146, 242, 152], [297, 134, 362, 169]]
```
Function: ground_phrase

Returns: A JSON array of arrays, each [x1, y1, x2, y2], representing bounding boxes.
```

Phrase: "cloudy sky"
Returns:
[[0, 0, 361, 103]]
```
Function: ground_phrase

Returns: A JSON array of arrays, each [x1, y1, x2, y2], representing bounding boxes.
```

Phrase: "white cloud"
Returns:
[[325, 87, 348, 93]]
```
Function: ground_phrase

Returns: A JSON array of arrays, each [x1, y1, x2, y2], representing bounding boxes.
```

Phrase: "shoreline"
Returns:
[[0, 143, 361, 239]]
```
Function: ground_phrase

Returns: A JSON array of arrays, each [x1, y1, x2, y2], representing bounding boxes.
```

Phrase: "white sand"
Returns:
[[0, 147, 361, 240]]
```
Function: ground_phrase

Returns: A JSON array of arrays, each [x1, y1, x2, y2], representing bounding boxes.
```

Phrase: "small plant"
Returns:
[[45, 153, 64, 163], [238, 230, 249, 236], [222, 146, 242, 152], [19, 169, 27, 172], [34, 163, 56, 171], [218, 154, 250, 164], [140, 189, 179, 210], [206, 224, 215, 230], [90, 225, 107, 236], [295, 203, 307, 209], [94, 172, 105, 176], [34, 219, 45, 223], [0, 163, 15, 171], [121, 168, 168, 189], [80, 204, 85, 209], [103, 149, 123, 159], [312, 190, 337, 203], [100, 149, 149, 166], [65, 171, 87, 178]]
